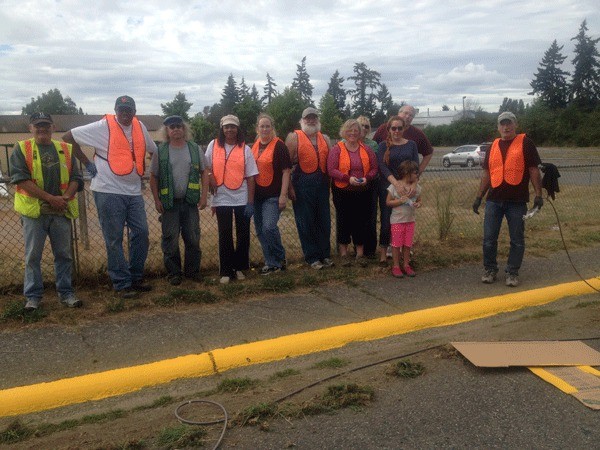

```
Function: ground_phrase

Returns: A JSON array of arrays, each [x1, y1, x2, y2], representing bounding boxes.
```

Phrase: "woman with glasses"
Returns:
[[150, 115, 209, 285], [377, 116, 419, 266]]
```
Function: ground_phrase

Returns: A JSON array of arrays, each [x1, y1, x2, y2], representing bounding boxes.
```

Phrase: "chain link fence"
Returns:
[[0, 155, 598, 290]]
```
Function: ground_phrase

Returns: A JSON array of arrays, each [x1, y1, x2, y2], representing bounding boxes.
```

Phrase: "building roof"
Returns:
[[0, 115, 164, 133]]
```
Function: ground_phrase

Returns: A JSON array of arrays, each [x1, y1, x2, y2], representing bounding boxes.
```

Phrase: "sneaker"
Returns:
[[261, 266, 281, 276], [481, 269, 497, 284], [235, 270, 246, 280], [403, 265, 416, 277], [24, 298, 41, 311], [220, 276, 230, 284], [168, 275, 182, 286], [386, 246, 393, 258], [117, 287, 139, 299], [392, 267, 404, 278], [60, 294, 82, 308], [322, 258, 335, 268], [505, 274, 519, 287], [310, 261, 324, 270], [132, 280, 152, 292]]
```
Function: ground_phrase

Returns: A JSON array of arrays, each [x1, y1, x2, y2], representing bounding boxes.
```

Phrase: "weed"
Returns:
[[573, 300, 600, 308], [107, 439, 146, 450], [156, 425, 205, 448], [435, 184, 455, 241], [0, 300, 46, 323], [260, 275, 295, 292], [386, 359, 426, 378], [234, 402, 278, 427], [132, 395, 174, 412], [301, 273, 319, 287], [219, 283, 248, 298], [154, 289, 218, 306], [300, 383, 375, 415], [269, 368, 301, 381], [105, 297, 126, 313], [0, 420, 33, 444], [217, 377, 259, 393], [311, 357, 350, 369]]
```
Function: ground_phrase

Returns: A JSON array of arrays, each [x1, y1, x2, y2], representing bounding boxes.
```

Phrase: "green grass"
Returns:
[[0, 300, 46, 323], [216, 377, 259, 393], [573, 300, 600, 308], [156, 425, 205, 448], [385, 360, 426, 378], [311, 357, 351, 369], [154, 289, 218, 306], [269, 368, 301, 381]]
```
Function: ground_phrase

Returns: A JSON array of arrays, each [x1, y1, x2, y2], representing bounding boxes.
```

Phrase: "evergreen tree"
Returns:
[[373, 83, 394, 125], [348, 62, 381, 117], [234, 96, 263, 141], [190, 114, 217, 145], [570, 20, 600, 108], [250, 84, 261, 103], [220, 74, 240, 114], [498, 98, 525, 115], [266, 87, 305, 138], [442, 105, 450, 111], [22, 88, 83, 115], [291, 56, 314, 105], [262, 72, 278, 106], [529, 40, 570, 109], [238, 77, 250, 101], [318, 93, 344, 138], [326, 70, 346, 114], [160, 91, 193, 121]]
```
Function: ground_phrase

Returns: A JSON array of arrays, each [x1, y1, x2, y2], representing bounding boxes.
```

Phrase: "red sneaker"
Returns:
[[392, 267, 404, 278], [403, 265, 416, 277]]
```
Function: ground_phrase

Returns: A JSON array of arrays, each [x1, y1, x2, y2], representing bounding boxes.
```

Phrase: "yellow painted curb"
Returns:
[[1, 277, 598, 417]]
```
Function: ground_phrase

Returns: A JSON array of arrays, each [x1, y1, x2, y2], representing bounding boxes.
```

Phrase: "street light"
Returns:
[[462, 96, 466, 119]]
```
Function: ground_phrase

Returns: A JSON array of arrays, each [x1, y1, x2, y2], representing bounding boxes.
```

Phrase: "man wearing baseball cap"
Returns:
[[10, 113, 84, 310], [472, 111, 543, 287], [62, 96, 157, 298]]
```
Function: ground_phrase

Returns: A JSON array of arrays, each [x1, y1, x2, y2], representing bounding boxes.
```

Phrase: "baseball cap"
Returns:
[[115, 95, 136, 111], [498, 111, 517, 124], [302, 107, 319, 118], [163, 115, 184, 126], [220, 114, 240, 127], [30, 112, 53, 125]]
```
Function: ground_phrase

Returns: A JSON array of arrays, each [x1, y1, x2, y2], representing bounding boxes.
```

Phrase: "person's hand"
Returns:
[[154, 200, 164, 214], [198, 197, 207, 210], [85, 162, 97, 178], [278, 194, 287, 211], [288, 185, 296, 202], [399, 195, 409, 204], [533, 196, 543, 210], [472, 197, 482, 214], [413, 200, 422, 208], [48, 195, 68, 212], [244, 203, 254, 219]]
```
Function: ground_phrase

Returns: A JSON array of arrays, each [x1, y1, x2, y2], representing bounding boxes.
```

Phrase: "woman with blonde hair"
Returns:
[[251, 113, 292, 275], [327, 119, 378, 266], [356, 115, 379, 257]]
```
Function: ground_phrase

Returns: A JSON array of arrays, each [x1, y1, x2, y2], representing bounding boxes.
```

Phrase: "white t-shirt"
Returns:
[[388, 183, 421, 224], [205, 140, 258, 207], [71, 117, 157, 195]]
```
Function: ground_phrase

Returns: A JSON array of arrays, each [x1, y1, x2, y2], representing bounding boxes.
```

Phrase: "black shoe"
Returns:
[[117, 287, 139, 299], [131, 280, 152, 292], [168, 275, 182, 286]]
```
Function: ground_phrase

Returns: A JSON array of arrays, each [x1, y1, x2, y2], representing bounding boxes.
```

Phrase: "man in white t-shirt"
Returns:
[[63, 95, 157, 298]]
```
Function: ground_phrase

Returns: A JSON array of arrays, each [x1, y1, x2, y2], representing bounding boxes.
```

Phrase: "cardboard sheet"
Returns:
[[529, 366, 600, 410]]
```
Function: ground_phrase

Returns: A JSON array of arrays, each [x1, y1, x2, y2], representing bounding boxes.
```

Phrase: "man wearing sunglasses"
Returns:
[[149, 115, 209, 286], [63, 96, 157, 298], [10, 113, 84, 311]]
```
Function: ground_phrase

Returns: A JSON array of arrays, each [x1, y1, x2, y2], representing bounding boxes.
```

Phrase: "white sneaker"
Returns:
[[310, 261, 324, 270], [60, 294, 82, 308], [505, 274, 519, 287], [219, 276, 230, 284], [322, 258, 334, 268], [24, 298, 41, 311], [235, 270, 246, 280]]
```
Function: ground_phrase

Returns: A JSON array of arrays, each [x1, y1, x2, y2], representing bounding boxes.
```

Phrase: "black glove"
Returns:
[[533, 196, 543, 210], [472, 197, 482, 215]]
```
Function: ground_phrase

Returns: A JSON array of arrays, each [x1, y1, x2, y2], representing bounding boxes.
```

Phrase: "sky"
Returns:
[[1, 0, 599, 117]]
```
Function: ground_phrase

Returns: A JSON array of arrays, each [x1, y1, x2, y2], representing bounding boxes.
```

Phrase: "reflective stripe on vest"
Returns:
[[212, 141, 246, 190], [157, 141, 201, 209], [334, 142, 371, 189], [251, 138, 281, 187], [296, 131, 328, 174], [105, 115, 146, 176], [14, 139, 79, 219], [489, 134, 526, 188]]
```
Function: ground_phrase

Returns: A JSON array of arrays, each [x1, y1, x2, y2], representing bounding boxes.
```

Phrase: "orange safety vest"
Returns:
[[212, 140, 246, 190], [296, 131, 328, 174], [334, 142, 371, 188], [105, 115, 146, 176], [252, 138, 281, 187], [489, 134, 526, 188]]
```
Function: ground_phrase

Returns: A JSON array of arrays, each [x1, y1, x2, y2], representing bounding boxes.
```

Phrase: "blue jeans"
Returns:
[[483, 200, 527, 275], [292, 172, 331, 264], [93, 191, 149, 290], [254, 196, 285, 268], [161, 200, 201, 277], [22, 215, 74, 300]]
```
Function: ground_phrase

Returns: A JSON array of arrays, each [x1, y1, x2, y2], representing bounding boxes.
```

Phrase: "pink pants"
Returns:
[[391, 222, 415, 248]]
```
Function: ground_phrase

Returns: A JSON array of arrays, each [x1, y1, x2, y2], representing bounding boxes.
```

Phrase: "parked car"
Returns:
[[442, 143, 490, 168]]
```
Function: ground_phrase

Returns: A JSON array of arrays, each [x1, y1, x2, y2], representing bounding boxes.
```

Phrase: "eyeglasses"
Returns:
[[362, 125, 370, 129], [390, 126, 403, 131], [33, 123, 52, 129], [168, 124, 183, 130]]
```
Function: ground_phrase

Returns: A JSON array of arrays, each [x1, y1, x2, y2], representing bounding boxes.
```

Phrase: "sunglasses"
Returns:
[[390, 126, 404, 131], [168, 123, 183, 130]]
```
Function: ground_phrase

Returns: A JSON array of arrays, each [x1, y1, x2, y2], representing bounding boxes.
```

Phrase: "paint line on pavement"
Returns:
[[1, 276, 598, 417]]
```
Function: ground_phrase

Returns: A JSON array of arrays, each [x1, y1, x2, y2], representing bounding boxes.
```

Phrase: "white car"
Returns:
[[442, 143, 490, 168]]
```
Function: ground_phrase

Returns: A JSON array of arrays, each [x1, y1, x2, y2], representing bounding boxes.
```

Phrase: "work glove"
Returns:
[[244, 203, 255, 219], [533, 196, 544, 210], [472, 197, 482, 215], [85, 162, 98, 178]]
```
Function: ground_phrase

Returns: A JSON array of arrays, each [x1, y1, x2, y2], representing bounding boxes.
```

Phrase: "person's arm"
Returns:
[[529, 166, 543, 198], [365, 148, 379, 181], [279, 168, 290, 210], [419, 153, 433, 175], [149, 173, 164, 214], [386, 190, 405, 208], [17, 180, 69, 212], [326, 145, 347, 182], [62, 131, 90, 165], [199, 168, 209, 210], [285, 132, 298, 165]]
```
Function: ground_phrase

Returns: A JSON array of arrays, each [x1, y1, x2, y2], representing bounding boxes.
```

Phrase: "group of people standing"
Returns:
[[11, 93, 541, 311]]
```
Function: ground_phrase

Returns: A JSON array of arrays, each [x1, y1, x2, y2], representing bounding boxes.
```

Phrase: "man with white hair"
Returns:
[[472, 111, 543, 287], [285, 107, 333, 269]]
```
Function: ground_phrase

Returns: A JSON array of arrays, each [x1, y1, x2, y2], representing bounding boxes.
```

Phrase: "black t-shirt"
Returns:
[[484, 135, 541, 203], [255, 139, 292, 201]]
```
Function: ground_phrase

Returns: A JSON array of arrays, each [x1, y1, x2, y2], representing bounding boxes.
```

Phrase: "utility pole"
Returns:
[[462, 96, 466, 119]]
